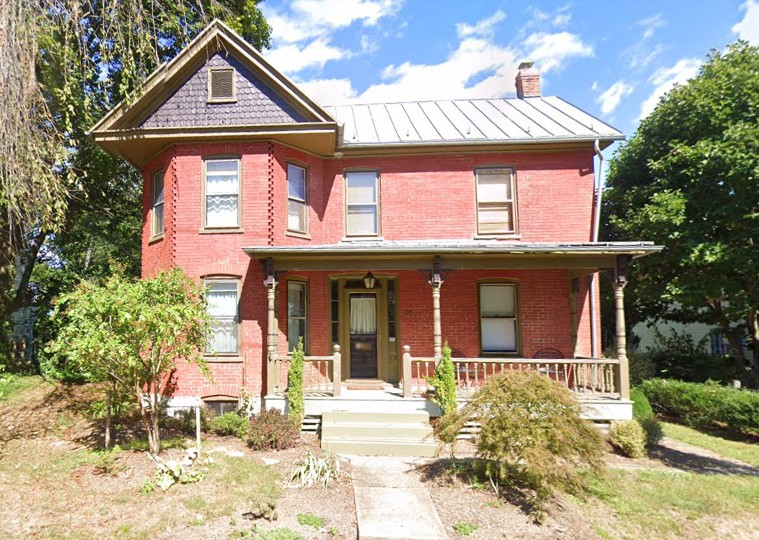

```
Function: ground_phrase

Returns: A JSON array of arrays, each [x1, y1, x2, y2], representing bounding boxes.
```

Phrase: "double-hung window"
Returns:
[[287, 163, 307, 234], [287, 281, 307, 352], [345, 171, 379, 236], [475, 167, 516, 234], [479, 283, 518, 353], [152, 169, 165, 237], [205, 159, 240, 228], [206, 281, 239, 355]]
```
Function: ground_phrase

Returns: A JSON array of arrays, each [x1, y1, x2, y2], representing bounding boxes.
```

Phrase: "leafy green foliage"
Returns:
[[209, 412, 249, 438], [639, 417, 664, 448], [603, 42, 759, 386], [255, 529, 302, 540], [47, 269, 211, 454], [297, 513, 325, 529], [639, 379, 759, 436], [645, 330, 741, 383], [631, 388, 654, 420], [429, 344, 458, 416], [246, 409, 300, 451], [628, 351, 656, 386], [288, 340, 305, 426], [177, 405, 216, 435], [608, 421, 647, 458], [437, 370, 605, 519], [288, 450, 341, 488], [453, 522, 479, 536]]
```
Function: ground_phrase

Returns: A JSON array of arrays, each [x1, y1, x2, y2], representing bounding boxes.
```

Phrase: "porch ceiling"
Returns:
[[243, 241, 662, 272]]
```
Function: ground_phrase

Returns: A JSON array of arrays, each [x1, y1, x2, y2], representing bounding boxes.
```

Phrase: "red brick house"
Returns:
[[91, 20, 659, 438]]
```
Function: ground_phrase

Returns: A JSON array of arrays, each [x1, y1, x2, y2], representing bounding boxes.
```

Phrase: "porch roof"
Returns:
[[243, 240, 661, 272]]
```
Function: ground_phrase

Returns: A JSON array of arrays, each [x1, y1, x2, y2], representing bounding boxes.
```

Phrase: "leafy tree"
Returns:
[[48, 269, 211, 454], [603, 42, 759, 387]]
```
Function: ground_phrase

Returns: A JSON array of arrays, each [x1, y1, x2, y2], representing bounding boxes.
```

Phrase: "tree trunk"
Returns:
[[746, 309, 759, 389], [104, 389, 112, 450], [721, 323, 748, 382], [8, 229, 47, 315]]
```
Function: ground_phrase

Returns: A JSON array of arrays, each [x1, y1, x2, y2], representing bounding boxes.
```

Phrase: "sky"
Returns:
[[258, 0, 759, 149]]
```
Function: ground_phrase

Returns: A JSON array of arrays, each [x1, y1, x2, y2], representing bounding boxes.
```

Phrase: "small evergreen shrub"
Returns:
[[208, 411, 248, 438], [630, 387, 654, 420], [177, 404, 215, 434], [639, 417, 663, 448], [436, 370, 604, 519], [429, 343, 457, 416], [288, 339, 305, 426], [246, 408, 300, 450], [608, 420, 647, 458], [639, 378, 759, 436]]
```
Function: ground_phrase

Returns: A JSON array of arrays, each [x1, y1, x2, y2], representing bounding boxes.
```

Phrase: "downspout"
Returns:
[[589, 139, 604, 357]]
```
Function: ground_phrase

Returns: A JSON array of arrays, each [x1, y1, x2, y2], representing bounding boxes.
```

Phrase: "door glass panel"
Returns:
[[349, 293, 377, 378], [350, 296, 376, 334]]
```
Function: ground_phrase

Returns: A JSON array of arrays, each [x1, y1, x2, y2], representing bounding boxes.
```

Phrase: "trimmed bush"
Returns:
[[608, 420, 647, 458], [429, 343, 457, 416], [246, 408, 300, 450], [288, 339, 305, 426], [437, 370, 604, 518], [639, 417, 663, 448], [208, 411, 248, 438], [639, 378, 759, 436], [631, 387, 654, 420]]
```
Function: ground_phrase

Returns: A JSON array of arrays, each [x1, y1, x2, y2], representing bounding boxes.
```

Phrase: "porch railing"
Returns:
[[401, 345, 624, 399], [269, 344, 342, 397]]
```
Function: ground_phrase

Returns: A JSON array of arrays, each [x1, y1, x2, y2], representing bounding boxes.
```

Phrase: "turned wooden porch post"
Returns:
[[613, 255, 631, 400], [430, 255, 446, 362], [264, 258, 279, 396]]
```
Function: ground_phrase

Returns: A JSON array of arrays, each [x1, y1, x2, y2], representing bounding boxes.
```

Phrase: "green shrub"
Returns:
[[246, 408, 300, 451], [639, 378, 759, 436], [608, 420, 647, 458], [437, 370, 604, 519], [288, 450, 341, 488], [646, 329, 741, 384], [209, 412, 248, 438], [297, 512, 325, 529], [628, 351, 656, 386], [177, 405, 215, 434], [630, 387, 654, 420], [288, 340, 305, 426], [639, 417, 663, 448], [429, 343, 457, 416], [453, 521, 479, 536]]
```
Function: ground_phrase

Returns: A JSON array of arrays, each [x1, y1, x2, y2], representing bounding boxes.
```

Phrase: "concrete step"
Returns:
[[320, 411, 439, 457], [323, 437, 439, 458]]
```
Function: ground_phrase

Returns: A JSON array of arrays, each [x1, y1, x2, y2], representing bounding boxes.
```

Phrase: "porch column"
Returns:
[[428, 255, 446, 362], [613, 255, 631, 400], [264, 258, 279, 396]]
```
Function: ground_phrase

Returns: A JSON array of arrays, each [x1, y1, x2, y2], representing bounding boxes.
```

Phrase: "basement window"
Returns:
[[203, 398, 239, 416], [208, 67, 236, 103]]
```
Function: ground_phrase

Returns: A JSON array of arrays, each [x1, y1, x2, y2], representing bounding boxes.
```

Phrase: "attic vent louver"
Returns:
[[208, 67, 236, 102]]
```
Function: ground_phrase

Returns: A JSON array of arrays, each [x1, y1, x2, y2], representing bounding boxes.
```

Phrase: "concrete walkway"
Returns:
[[350, 456, 449, 540]]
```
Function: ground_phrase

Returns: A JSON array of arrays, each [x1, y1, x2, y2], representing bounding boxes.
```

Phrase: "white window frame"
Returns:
[[345, 171, 380, 237], [475, 167, 517, 235], [205, 279, 240, 356], [287, 280, 308, 353], [479, 282, 519, 354], [287, 163, 308, 235], [203, 158, 241, 229], [152, 169, 165, 238]]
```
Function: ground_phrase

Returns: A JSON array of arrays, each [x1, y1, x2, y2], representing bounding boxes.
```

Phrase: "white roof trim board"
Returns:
[[324, 96, 623, 148]]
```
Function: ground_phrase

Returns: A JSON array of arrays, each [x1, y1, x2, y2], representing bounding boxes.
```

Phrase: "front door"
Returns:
[[349, 292, 378, 378]]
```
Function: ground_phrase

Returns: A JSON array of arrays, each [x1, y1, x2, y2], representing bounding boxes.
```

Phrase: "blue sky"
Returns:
[[259, 0, 758, 145]]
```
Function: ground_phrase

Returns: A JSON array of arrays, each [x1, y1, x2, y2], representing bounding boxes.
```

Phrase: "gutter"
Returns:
[[589, 139, 605, 357]]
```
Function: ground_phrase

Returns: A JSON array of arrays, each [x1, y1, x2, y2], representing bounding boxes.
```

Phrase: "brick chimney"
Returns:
[[515, 61, 541, 98]]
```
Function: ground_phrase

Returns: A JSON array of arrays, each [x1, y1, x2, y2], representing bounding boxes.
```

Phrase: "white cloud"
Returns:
[[638, 58, 701, 120], [266, 39, 351, 73], [523, 32, 594, 72], [298, 78, 358, 104], [634, 14, 666, 40], [621, 14, 666, 69], [733, 0, 759, 44], [456, 10, 506, 38], [596, 81, 634, 115]]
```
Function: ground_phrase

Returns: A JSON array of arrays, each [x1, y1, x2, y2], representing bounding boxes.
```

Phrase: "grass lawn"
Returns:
[[0, 373, 47, 401], [662, 421, 759, 468]]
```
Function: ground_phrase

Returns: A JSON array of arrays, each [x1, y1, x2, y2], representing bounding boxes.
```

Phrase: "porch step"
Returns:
[[321, 411, 440, 458]]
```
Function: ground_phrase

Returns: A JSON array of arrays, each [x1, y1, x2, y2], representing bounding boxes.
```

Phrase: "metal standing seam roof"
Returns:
[[324, 96, 624, 147]]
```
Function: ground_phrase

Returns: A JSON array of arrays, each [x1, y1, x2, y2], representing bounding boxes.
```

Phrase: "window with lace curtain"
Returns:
[[204, 158, 240, 229], [205, 280, 239, 355]]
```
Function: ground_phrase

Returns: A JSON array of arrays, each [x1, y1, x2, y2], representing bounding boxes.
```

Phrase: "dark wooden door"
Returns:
[[349, 293, 377, 378]]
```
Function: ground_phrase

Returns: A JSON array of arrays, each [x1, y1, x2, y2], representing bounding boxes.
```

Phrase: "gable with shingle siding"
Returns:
[[140, 52, 307, 129]]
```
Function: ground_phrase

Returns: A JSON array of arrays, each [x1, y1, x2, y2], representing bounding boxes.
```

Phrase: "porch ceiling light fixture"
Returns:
[[363, 271, 377, 289]]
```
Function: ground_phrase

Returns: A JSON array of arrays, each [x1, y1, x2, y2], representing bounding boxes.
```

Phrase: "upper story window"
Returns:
[[152, 169, 165, 238], [345, 171, 380, 237], [475, 167, 517, 235], [208, 67, 236, 103], [206, 280, 239, 355], [479, 283, 518, 354], [204, 158, 240, 229], [287, 163, 308, 234]]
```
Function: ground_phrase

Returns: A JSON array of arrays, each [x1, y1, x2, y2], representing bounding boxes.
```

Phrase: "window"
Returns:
[[476, 168, 516, 234], [345, 171, 379, 236], [208, 67, 236, 102], [287, 281, 307, 352], [206, 281, 239, 354], [205, 159, 240, 228], [287, 163, 307, 234], [152, 169, 165, 237], [479, 283, 518, 353], [203, 399, 238, 416]]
